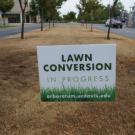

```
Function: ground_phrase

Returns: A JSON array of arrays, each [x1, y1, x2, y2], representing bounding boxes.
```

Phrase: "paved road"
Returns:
[[93, 24, 135, 39], [1, 23, 135, 39], [0, 23, 48, 38]]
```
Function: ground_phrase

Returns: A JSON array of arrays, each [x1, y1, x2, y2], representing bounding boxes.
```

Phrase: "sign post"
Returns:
[[37, 44, 116, 102]]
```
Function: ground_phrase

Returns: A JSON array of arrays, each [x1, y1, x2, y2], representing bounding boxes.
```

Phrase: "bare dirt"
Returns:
[[0, 24, 135, 135]]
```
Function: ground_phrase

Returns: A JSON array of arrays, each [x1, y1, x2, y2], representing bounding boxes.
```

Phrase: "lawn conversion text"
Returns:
[[44, 54, 112, 72]]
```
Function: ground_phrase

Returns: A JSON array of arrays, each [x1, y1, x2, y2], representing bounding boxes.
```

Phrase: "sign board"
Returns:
[[37, 44, 116, 102]]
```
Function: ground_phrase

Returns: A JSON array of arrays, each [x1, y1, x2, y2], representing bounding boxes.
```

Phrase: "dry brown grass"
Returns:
[[0, 24, 135, 135]]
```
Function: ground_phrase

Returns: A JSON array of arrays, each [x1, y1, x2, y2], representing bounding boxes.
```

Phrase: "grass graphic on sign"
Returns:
[[40, 86, 115, 102]]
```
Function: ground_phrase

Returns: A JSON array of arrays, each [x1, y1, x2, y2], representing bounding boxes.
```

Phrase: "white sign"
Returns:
[[37, 44, 116, 102]]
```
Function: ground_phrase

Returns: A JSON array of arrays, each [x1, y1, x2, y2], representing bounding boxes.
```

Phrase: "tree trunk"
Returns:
[[18, 0, 28, 39], [21, 12, 25, 39], [107, 24, 111, 40], [107, 11, 111, 39], [86, 21, 87, 29], [53, 20, 54, 27], [91, 10, 93, 32], [2, 14, 6, 28], [107, 0, 118, 40], [49, 20, 51, 29], [40, 8, 44, 31], [91, 23, 93, 32]]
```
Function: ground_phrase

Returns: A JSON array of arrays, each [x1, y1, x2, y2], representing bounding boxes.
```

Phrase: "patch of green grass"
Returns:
[[0, 24, 15, 29], [40, 86, 115, 102]]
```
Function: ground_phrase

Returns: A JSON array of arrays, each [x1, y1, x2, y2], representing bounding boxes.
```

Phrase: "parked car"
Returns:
[[105, 19, 123, 28]]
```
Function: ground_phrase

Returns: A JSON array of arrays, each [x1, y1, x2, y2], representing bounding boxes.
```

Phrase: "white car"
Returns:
[[105, 19, 123, 28]]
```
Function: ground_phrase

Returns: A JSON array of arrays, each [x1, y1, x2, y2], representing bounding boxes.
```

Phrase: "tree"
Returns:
[[77, 0, 102, 31], [45, 0, 57, 29], [19, 0, 28, 39], [0, 0, 14, 26], [45, 0, 67, 28], [107, 0, 119, 40], [29, 0, 38, 22], [113, 1, 124, 18], [63, 11, 76, 22], [36, 0, 45, 31], [36, 0, 67, 30]]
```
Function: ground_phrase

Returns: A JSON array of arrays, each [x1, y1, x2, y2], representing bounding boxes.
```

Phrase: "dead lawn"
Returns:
[[0, 24, 135, 135]]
